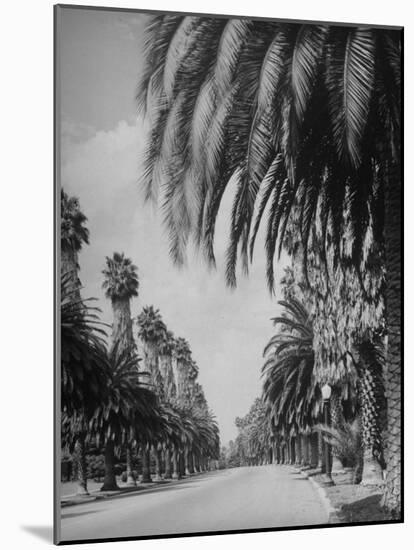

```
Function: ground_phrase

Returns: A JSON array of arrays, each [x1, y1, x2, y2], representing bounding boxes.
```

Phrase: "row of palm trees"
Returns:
[[229, 286, 385, 489], [61, 189, 220, 495], [233, 399, 273, 466], [137, 15, 401, 515]]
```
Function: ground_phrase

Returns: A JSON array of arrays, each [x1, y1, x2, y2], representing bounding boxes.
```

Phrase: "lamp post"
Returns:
[[321, 383, 334, 487]]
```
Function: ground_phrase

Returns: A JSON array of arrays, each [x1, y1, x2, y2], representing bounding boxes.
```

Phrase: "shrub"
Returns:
[[121, 470, 138, 482], [315, 420, 362, 468], [86, 454, 105, 479]]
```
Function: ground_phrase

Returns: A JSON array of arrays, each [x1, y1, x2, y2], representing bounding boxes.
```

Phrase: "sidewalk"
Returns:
[[293, 466, 389, 523]]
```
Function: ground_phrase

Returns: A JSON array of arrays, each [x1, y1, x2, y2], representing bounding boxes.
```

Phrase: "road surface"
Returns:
[[60, 465, 328, 542]]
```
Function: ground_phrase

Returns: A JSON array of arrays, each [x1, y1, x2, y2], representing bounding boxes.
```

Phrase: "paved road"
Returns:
[[60, 465, 328, 542]]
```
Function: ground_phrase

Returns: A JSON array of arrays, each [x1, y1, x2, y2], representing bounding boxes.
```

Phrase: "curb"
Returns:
[[306, 475, 342, 524], [295, 469, 341, 524]]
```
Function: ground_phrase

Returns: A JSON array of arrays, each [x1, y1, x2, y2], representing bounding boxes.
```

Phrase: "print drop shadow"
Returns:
[[21, 525, 53, 543]]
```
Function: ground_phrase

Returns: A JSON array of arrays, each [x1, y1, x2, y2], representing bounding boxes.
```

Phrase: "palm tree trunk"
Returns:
[[74, 433, 89, 495], [382, 161, 401, 516], [192, 452, 198, 473], [318, 430, 326, 473], [180, 451, 186, 476], [295, 436, 302, 465], [175, 358, 188, 406], [359, 364, 385, 485], [101, 440, 120, 491], [111, 298, 134, 354], [330, 387, 345, 429], [153, 445, 162, 481], [303, 433, 310, 467], [330, 388, 345, 473], [184, 447, 191, 476], [164, 448, 172, 479], [288, 437, 292, 464], [301, 434, 308, 465], [125, 444, 136, 486], [172, 447, 180, 479], [141, 448, 152, 483], [275, 444, 281, 464], [293, 437, 298, 465], [61, 248, 81, 301], [272, 443, 276, 464], [290, 438, 296, 464], [310, 432, 319, 468]]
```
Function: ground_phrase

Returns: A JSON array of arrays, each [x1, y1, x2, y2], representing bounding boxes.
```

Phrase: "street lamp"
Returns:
[[321, 383, 334, 487]]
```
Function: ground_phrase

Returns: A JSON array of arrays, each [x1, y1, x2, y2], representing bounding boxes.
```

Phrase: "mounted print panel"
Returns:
[[54, 4, 403, 545]]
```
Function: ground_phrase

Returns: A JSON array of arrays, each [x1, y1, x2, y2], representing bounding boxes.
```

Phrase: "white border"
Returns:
[[1, 1, 411, 549]]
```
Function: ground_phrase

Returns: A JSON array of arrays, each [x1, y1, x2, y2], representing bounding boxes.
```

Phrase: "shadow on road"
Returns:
[[61, 482, 197, 512], [62, 471, 227, 510]]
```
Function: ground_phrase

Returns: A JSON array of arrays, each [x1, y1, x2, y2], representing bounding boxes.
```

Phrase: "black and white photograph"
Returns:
[[55, 4, 402, 545]]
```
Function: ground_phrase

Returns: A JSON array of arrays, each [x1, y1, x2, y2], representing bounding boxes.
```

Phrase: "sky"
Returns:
[[59, 7, 288, 444]]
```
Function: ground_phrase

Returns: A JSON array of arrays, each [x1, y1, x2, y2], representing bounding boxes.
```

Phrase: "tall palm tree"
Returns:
[[287, 205, 385, 474], [158, 330, 177, 477], [138, 17, 401, 513], [136, 306, 167, 480], [173, 337, 192, 408], [234, 398, 271, 466], [61, 189, 103, 495], [157, 329, 177, 402], [102, 252, 140, 485], [61, 189, 89, 298], [263, 296, 360, 470], [137, 306, 166, 385], [102, 252, 139, 353]]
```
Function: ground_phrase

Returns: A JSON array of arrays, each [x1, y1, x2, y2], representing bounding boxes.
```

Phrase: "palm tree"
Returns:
[[61, 189, 89, 298], [157, 329, 177, 402], [102, 252, 140, 485], [136, 306, 168, 480], [192, 410, 220, 470], [61, 274, 109, 495], [155, 404, 183, 479], [138, 17, 401, 513], [102, 252, 139, 354], [90, 346, 161, 491], [173, 337, 193, 408], [354, 338, 387, 484], [287, 207, 386, 474], [236, 398, 273, 466], [137, 306, 166, 385], [61, 275, 108, 415], [157, 330, 178, 477], [262, 298, 321, 438]]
